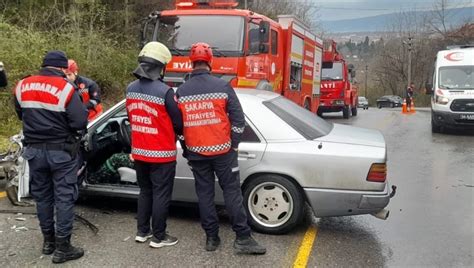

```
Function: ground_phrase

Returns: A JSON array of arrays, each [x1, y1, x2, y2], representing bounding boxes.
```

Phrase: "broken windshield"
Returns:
[[158, 15, 245, 56]]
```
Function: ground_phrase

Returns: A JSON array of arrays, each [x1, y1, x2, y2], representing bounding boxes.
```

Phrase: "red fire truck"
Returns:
[[317, 40, 358, 118], [142, 0, 323, 113]]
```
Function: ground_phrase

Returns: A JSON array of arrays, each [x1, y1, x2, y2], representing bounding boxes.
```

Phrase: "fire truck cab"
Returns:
[[318, 40, 358, 119], [142, 0, 322, 113]]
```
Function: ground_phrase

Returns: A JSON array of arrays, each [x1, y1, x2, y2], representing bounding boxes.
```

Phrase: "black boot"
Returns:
[[205, 236, 221, 252], [42, 233, 55, 255], [52, 235, 84, 264], [234, 236, 266, 255]]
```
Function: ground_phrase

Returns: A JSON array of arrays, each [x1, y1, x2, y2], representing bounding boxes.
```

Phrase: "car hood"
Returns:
[[317, 124, 386, 148]]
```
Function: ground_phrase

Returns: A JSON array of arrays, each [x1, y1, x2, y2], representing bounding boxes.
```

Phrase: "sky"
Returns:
[[312, 0, 474, 21]]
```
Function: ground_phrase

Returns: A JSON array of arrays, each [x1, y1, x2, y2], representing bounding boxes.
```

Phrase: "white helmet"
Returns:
[[138, 42, 172, 65]]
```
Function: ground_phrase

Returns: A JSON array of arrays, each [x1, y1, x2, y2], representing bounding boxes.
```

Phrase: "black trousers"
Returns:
[[189, 150, 251, 238], [24, 147, 78, 237], [135, 160, 176, 240]]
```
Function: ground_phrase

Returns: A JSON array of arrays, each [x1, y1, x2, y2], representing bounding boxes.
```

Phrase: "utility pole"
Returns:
[[365, 64, 368, 97], [244, 0, 248, 9], [407, 36, 413, 88]]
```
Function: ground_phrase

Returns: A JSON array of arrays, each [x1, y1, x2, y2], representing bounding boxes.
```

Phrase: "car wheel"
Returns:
[[378, 103, 382, 109], [351, 106, 358, 116], [342, 106, 350, 118], [431, 115, 442, 133], [243, 174, 304, 234]]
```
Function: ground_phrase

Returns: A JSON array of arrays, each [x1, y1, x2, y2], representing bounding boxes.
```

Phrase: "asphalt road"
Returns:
[[0, 107, 472, 267]]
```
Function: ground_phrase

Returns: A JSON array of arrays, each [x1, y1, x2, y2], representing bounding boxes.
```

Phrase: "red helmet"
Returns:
[[67, 59, 79, 73], [189, 43, 213, 64]]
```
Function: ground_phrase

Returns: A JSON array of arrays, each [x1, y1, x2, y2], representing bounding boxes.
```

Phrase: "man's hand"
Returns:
[[233, 148, 239, 152], [129, 154, 134, 162]]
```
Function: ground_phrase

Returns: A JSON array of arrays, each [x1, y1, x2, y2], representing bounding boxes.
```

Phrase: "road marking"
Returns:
[[0, 191, 7, 198], [293, 225, 318, 268]]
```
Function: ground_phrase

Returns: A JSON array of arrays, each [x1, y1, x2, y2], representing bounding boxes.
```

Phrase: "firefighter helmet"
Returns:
[[190, 42, 213, 64], [139, 42, 172, 65], [67, 60, 79, 73]]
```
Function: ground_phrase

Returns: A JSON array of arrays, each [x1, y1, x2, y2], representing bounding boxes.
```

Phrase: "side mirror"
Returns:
[[259, 43, 269, 54], [259, 21, 270, 44], [425, 82, 433, 95]]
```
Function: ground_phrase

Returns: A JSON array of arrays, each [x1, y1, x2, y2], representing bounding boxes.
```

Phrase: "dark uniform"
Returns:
[[0, 61, 7, 87], [406, 85, 414, 110], [74, 75, 103, 121], [14, 51, 87, 263], [176, 69, 250, 239]]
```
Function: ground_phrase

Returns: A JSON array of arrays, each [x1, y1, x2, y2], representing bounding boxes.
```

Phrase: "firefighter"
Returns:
[[13, 50, 88, 263], [126, 41, 183, 248], [65, 60, 103, 121], [406, 83, 414, 111], [0, 61, 7, 87], [177, 43, 266, 254]]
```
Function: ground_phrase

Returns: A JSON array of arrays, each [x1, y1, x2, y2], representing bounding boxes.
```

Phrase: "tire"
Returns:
[[304, 99, 311, 111], [317, 110, 323, 117], [351, 106, 358, 116], [343, 105, 350, 118], [243, 174, 304, 234], [378, 103, 382, 109], [431, 115, 442, 133]]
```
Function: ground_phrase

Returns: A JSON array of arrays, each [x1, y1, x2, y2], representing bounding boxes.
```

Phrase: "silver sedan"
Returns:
[[17, 89, 394, 234]]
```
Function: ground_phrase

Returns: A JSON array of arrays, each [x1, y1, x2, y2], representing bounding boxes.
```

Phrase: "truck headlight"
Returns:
[[435, 95, 449, 105]]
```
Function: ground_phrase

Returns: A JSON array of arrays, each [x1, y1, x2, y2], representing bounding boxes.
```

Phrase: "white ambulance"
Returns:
[[427, 46, 474, 133]]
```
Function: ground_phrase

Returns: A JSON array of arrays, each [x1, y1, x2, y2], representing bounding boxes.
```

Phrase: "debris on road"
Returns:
[[15, 217, 26, 221], [123, 236, 131, 242]]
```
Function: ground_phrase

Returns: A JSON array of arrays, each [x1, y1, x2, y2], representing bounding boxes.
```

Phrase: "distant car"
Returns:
[[376, 95, 403, 108], [16, 89, 394, 234], [358, 96, 369, 109]]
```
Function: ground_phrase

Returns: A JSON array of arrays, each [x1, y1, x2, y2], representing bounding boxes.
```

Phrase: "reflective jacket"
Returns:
[[176, 69, 245, 159], [75, 75, 103, 121], [126, 79, 181, 163], [13, 68, 88, 144]]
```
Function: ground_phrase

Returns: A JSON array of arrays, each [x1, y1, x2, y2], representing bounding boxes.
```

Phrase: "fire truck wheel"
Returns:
[[351, 106, 358, 116], [343, 106, 350, 119], [304, 99, 311, 111], [317, 110, 323, 117], [243, 174, 304, 234]]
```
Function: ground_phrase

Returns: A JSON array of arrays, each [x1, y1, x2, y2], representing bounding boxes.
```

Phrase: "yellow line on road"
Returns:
[[0, 191, 7, 198], [293, 225, 318, 268]]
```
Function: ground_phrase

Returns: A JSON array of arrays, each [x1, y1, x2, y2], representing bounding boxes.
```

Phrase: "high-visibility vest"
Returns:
[[126, 80, 177, 163], [77, 80, 103, 121], [178, 92, 231, 156], [15, 75, 75, 113]]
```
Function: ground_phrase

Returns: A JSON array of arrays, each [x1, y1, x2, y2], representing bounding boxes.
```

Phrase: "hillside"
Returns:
[[319, 7, 473, 33]]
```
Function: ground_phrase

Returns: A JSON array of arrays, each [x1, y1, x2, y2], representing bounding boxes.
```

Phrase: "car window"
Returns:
[[241, 120, 260, 143], [263, 96, 333, 140]]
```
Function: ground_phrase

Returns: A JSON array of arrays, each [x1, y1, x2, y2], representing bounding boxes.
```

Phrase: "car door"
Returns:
[[172, 117, 267, 205]]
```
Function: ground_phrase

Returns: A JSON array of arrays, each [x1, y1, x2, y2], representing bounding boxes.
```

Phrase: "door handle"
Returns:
[[238, 152, 257, 159]]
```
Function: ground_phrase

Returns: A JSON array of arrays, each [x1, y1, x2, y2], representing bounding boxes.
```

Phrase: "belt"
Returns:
[[29, 143, 65, 151]]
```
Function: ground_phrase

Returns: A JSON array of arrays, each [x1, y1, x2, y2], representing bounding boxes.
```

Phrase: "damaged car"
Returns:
[[10, 89, 395, 234]]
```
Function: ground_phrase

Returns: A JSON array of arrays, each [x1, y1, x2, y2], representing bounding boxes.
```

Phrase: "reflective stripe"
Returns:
[[187, 141, 231, 154], [132, 148, 177, 158], [79, 88, 88, 94], [58, 83, 74, 108], [89, 100, 98, 106], [19, 101, 66, 112], [127, 92, 165, 105], [178, 92, 228, 103], [231, 125, 245, 134]]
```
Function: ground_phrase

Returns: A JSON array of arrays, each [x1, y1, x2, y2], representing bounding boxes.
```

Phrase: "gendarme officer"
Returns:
[[13, 51, 88, 264]]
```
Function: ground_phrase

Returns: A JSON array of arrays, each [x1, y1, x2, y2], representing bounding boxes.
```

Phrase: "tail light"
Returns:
[[367, 163, 387, 182]]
